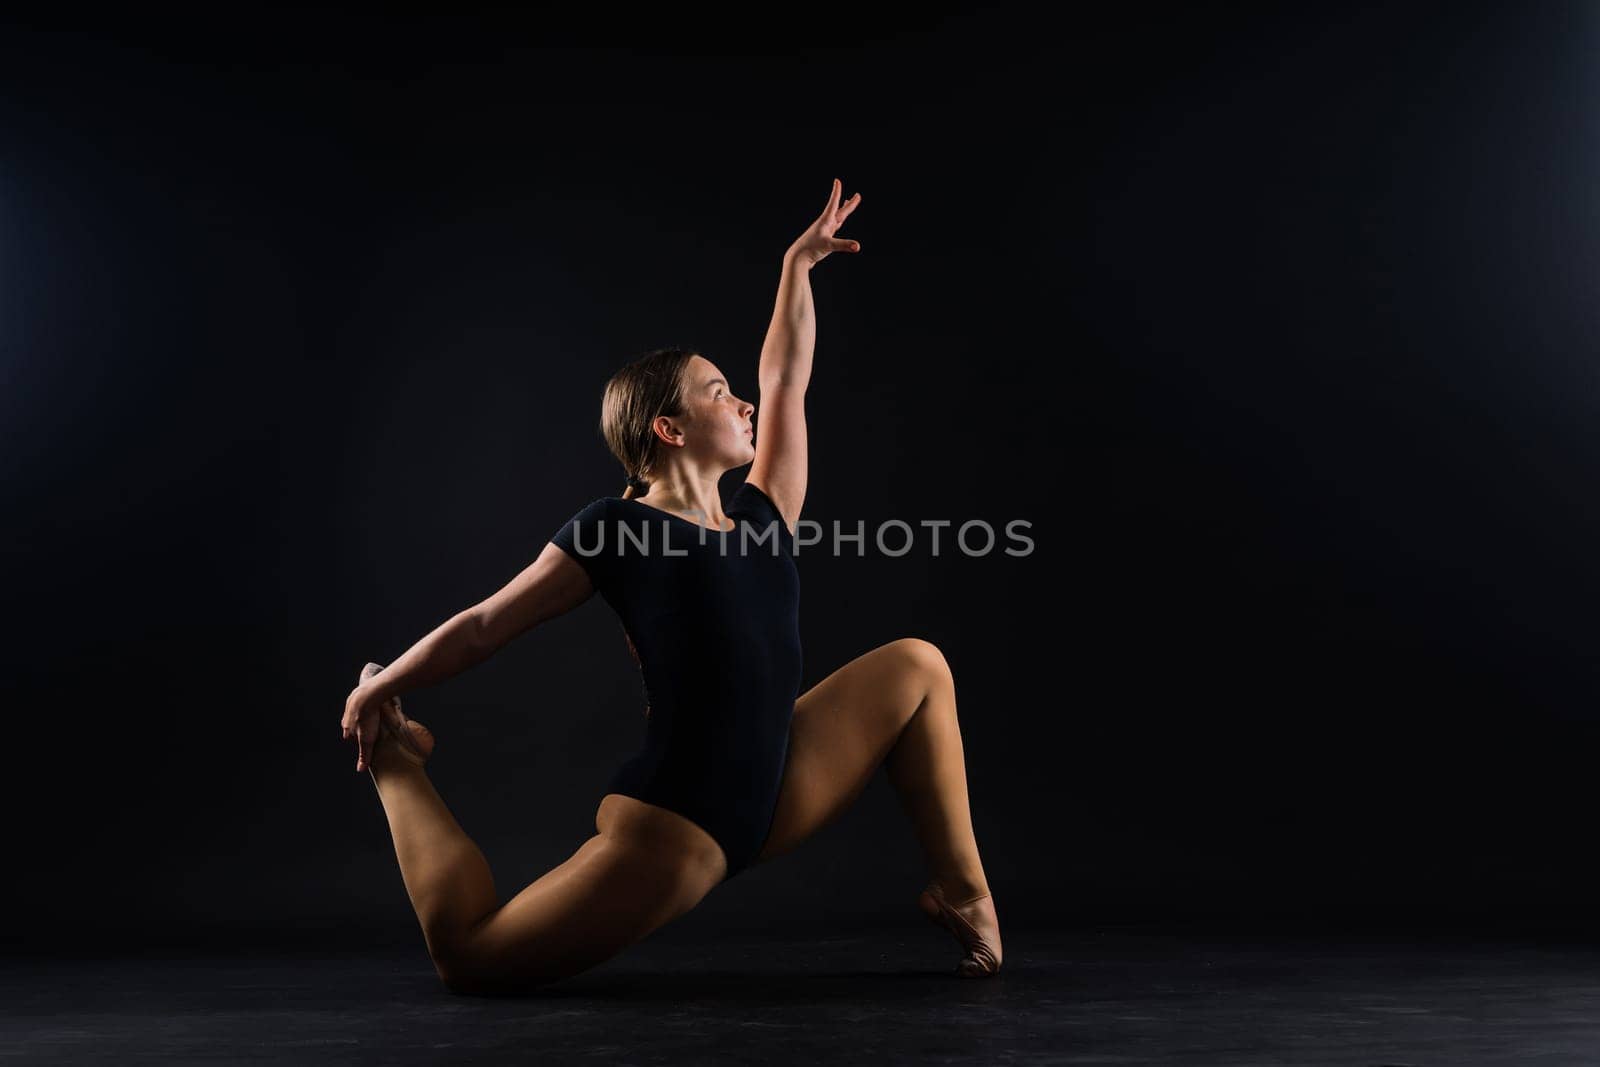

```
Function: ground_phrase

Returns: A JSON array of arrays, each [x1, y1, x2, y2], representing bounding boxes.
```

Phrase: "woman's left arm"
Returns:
[[749, 179, 862, 531]]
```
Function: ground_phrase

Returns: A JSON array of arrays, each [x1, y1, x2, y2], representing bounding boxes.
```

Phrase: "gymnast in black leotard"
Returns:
[[343, 180, 1003, 991], [550, 480, 801, 881]]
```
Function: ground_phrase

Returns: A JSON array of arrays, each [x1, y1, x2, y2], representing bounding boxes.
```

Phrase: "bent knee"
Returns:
[[432, 951, 492, 996], [429, 937, 506, 996], [889, 636, 953, 685], [436, 964, 479, 996]]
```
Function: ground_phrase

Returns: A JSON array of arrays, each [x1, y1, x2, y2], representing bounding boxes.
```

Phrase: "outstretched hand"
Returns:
[[786, 178, 862, 268]]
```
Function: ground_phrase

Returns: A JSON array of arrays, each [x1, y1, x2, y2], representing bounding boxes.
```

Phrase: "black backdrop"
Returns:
[[5, 5, 1597, 951]]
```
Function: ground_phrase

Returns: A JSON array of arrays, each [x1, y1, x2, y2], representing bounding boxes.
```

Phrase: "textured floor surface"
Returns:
[[7, 926, 1600, 1064]]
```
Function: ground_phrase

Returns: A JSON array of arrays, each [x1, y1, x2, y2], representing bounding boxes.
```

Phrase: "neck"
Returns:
[[639, 477, 726, 525]]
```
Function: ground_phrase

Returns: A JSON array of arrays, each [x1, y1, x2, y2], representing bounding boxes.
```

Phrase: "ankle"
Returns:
[[933, 872, 990, 903], [369, 752, 426, 780]]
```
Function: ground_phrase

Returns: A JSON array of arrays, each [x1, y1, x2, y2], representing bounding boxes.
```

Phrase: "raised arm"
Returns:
[[747, 178, 862, 531]]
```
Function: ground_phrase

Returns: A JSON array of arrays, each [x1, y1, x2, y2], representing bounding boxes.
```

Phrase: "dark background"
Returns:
[[4, 4, 1597, 952]]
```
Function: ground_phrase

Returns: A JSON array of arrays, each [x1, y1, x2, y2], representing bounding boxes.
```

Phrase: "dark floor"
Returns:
[[7, 924, 1600, 1064]]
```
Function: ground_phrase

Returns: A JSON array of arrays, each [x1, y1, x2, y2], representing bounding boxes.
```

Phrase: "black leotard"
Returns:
[[549, 480, 801, 881]]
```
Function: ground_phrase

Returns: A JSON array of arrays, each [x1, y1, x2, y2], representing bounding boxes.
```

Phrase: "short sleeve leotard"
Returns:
[[549, 480, 801, 882]]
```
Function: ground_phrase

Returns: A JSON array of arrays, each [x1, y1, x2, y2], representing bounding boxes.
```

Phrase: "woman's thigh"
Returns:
[[755, 637, 945, 864], [439, 796, 725, 993]]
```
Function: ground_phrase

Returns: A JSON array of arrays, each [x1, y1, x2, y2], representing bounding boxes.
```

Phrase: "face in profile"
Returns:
[[672, 354, 755, 473]]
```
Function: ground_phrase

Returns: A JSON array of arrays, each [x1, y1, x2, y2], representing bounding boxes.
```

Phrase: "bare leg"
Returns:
[[444, 800, 723, 992], [883, 645, 991, 903], [756, 638, 1003, 976], [357, 669, 725, 991], [368, 743, 499, 963]]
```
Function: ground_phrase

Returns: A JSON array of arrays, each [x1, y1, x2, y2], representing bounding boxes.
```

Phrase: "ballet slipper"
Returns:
[[358, 662, 434, 767], [919, 880, 1003, 978]]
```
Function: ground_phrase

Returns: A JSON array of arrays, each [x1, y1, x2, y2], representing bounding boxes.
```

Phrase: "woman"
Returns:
[[340, 179, 1002, 992]]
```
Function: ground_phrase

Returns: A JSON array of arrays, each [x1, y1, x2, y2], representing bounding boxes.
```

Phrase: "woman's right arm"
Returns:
[[359, 544, 596, 706]]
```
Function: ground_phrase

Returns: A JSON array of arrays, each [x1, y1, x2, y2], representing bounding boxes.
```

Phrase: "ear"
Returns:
[[651, 414, 687, 447]]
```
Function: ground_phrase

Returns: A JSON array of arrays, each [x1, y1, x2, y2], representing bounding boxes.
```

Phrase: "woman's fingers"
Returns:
[[823, 177, 842, 215], [342, 687, 362, 741], [348, 700, 376, 771], [787, 182, 860, 264]]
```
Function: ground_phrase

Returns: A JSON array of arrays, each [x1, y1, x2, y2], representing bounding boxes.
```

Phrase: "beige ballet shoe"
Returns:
[[919, 880, 1003, 978], [358, 662, 434, 767]]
